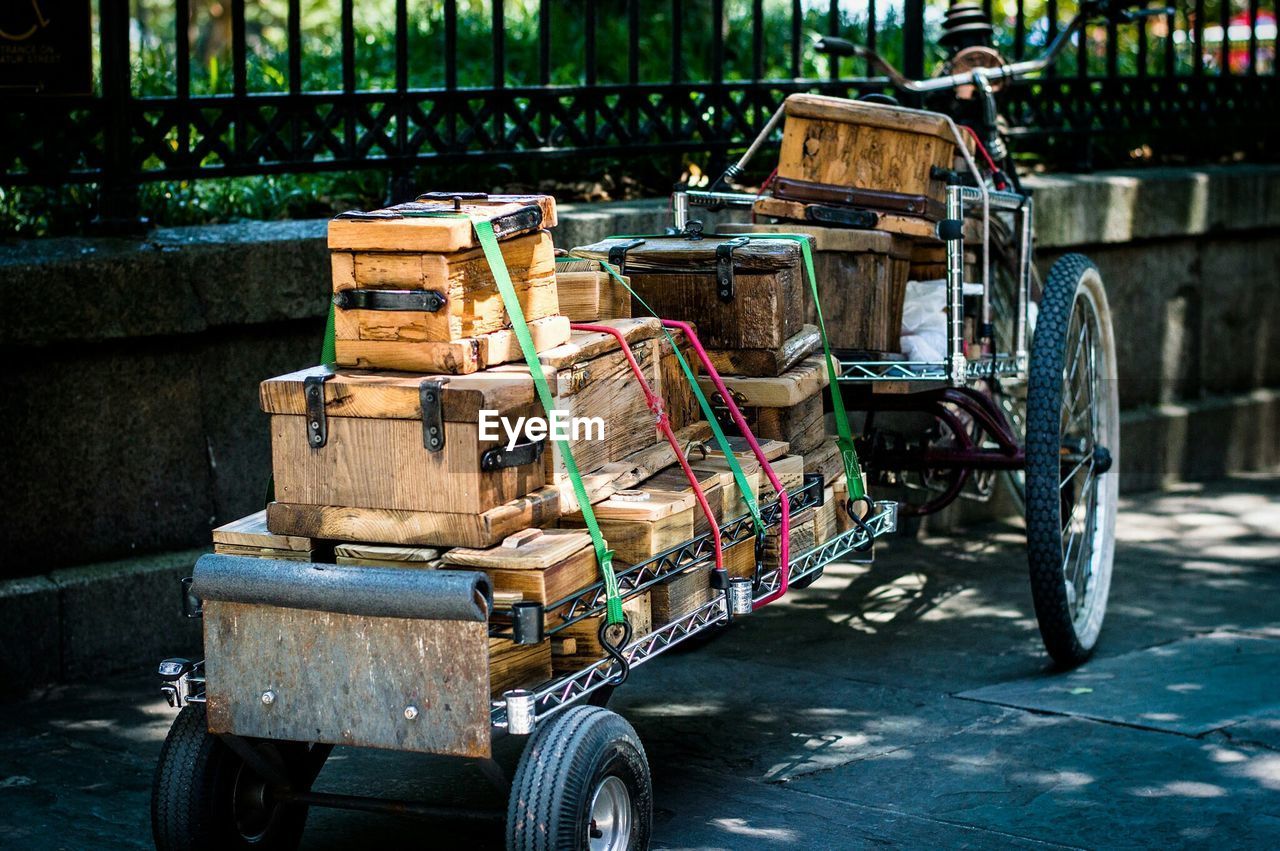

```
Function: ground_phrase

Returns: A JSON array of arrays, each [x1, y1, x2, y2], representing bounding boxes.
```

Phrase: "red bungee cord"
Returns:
[[660, 320, 792, 610], [570, 323, 724, 574]]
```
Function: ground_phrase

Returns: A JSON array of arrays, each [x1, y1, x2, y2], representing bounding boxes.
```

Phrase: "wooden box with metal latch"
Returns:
[[328, 192, 568, 374], [762, 94, 973, 233], [261, 365, 560, 548], [571, 234, 814, 376], [553, 257, 633, 322], [719, 222, 913, 353]]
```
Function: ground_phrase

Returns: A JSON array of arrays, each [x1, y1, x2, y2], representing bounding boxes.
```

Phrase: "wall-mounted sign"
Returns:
[[0, 1, 92, 95]]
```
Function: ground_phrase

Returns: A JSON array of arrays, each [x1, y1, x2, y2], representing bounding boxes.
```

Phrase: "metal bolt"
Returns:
[[428, 426, 438, 435], [404, 705, 419, 721], [310, 421, 320, 430], [261, 690, 276, 706]]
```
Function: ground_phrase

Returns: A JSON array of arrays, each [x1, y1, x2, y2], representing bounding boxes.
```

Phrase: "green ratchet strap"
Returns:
[[721, 233, 868, 501], [476, 221, 625, 626], [321, 302, 337, 366], [562, 255, 767, 539]]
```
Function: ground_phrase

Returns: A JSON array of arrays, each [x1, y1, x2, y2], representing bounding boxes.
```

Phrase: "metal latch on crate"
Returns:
[[715, 237, 750, 302], [607, 238, 646, 276], [480, 437, 546, 471], [304, 373, 333, 449], [804, 204, 879, 230], [419, 378, 448, 452], [333, 289, 446, 313]]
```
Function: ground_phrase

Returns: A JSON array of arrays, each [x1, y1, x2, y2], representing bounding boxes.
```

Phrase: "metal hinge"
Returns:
[[333, 289, 446, 312], [304, 373, 333, 449], [480, 436, 546, 471], [715, 236, 751, 302], [804, 204, 879, 230], [607, 238, 646, 276], [419, 378, 448, 452]]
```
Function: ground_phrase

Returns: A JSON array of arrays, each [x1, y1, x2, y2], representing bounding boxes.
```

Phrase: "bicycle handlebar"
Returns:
[[815, 1, 1172, 95]]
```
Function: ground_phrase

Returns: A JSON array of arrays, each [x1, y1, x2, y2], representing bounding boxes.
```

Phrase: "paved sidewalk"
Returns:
[[2, 475, 1277, 849]]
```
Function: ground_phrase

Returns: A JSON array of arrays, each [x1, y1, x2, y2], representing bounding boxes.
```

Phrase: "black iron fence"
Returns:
[[3, 0, 1277, 223]]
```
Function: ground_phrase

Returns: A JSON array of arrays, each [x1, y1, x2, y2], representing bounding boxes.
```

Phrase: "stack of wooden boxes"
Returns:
[[572, 232, 846, 600], [212, 193, 729, 693]]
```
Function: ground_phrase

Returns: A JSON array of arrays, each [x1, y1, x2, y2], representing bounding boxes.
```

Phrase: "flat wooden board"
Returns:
[[572, 235, 802, 272], [212, 509, 312, 552], [266, 485, 562, 549], [489, 637, 553, 697], [532, 318, 661, 369], [445, 528, 592, 571], [650, 568, 716, 625], [705, 436, 790, 463], [332, 543, 443, 563], [554, 422, 713, 513], [700, 354, 833, 407], [328, 195, 558, 253]]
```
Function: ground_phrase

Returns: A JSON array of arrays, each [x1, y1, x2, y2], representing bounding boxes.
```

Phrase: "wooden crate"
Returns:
[[690, 454, 761, 522], [328, 194, 557, 253], [555, 264, 632, 322], [573, 235, 810, 376], [444, 528, 600, 620], [751, 195, 939, 241], [700, 354, 833, 455], [655, 325, 701, 432], [560, 476, 696, 566], [703, 324, 822, 378], [262, 366, 558, 546], [758, 454, 806, 504], [650, 568, 716, 626], [763, 507, 817, 572], [212, 510, 315, 561], [721, 223, 912, 353], [813, 487, 839, 545], [803, 439, 846, 489], [553, 591, 652, 675], [772, 94, 967, 220], [489, 637, 553, 697]]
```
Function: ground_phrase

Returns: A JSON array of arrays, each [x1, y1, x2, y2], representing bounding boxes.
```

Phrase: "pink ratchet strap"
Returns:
[[660, 320, 792, 610], [570, 323, 724, 575]]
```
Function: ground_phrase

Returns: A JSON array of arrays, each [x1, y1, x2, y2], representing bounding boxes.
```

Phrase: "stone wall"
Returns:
[[1, 165, 1277, 696]]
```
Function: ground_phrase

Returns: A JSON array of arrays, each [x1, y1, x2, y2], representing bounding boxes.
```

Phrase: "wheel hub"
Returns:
[[588, 774, 633, 851], [1092, 445, 1113, 475]]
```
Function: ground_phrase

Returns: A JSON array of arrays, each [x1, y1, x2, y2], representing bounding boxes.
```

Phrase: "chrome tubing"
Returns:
[[1016, 196, 1034, 362], [946, 185, 967, 387]]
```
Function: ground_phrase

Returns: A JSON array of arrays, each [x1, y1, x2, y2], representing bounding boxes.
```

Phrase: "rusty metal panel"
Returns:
[[203, 601, 491, 758]]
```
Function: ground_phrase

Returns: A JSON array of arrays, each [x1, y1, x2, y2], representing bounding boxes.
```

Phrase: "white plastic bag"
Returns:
[[899, 279, 947, 361]]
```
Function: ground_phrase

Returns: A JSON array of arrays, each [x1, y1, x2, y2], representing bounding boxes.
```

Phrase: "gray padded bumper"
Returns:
[[191, 554, 492, 622]]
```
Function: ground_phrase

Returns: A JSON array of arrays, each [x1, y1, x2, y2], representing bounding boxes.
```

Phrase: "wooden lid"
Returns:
[[782, 94, 958, 144], [259, 364, 550, 421], [572, 234, 807, 272], [716, 223, 912, 258], [642, 467, 722, 497], [573, 485, 696, 522], [444, 528, 593, 570], [328, 194, 557, 253]]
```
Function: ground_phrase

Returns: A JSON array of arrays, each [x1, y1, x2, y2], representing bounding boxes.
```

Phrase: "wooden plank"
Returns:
[[332, 543, 444, 568], [555, 421, 713, 513], [488, 637, 553, 697], [532, 318, 660, 370], [266, 485, 562, 549], [749, 394, 827, 456], [762, 507, 817, 571], [212, 509, 312, 552], [205, 602, 491, 757], [656, 329, 701, 432], [690, 455, 761, 522], [705, 436, 790, 463], [335, 315, 570, 375], [212, 543, 314, 562], [561, 485, 696, 566], [703, 324, 821, 378], [814, 487, 839, 545], [327, 195, 558, 253], [759, 454, 806, 502]]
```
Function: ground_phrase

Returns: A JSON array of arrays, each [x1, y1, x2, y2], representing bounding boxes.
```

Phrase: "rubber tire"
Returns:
[[506, 706, 652, 851], [151, 704, 310, 851], [1024, 254, 1118, 668]]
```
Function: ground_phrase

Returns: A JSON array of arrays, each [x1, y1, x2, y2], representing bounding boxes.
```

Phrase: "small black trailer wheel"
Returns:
[[152, 703, 320, 851], [506, 705, 652, 851]]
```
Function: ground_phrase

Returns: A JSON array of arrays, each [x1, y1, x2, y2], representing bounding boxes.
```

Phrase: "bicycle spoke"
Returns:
[[1060, 452, 1094, 490]]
